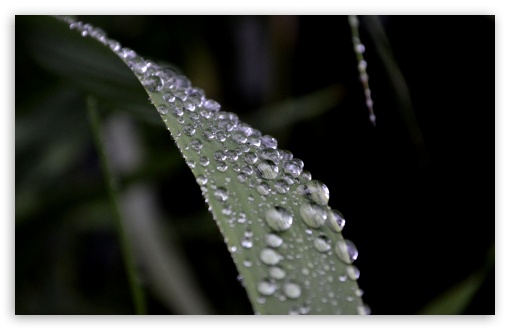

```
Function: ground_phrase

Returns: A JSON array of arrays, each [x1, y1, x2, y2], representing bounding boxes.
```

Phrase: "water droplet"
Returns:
[[274, 180, 290, 194], [257, 280, 276, 296], [283, 159, 304, 178], [357, 304, 371, 315], [354, 288, 364, 297], [237, 173, 247, 183], [257, 182, 271, 196], [327, 209, 346, 233], [204, 99, 221, 111], [241, 238, 253, 249], [300, 170, 312, 182], [163, 92, 176, 102], [261, 135, 277, 149], [260, 248, 283, 265], [157, 104, 169, 115], [260, 148, 281, 164], [338, 274, 347, 282], [346, 265, 360, 280], [196, 175, 207, 186], [203, 128, 216, 141], [243, 260, 253, 268], [269, 266, 286, 280], [170, 104, 184, 117], [296, 180, 329, 206], [255, 160, 279, 180], [265, 206, 293, 232], [183, 124, 196, 136], [229, 245, 237, 253], [313, 235, 331, 253], [190, 139, 203, 151], [199, 156, 210, 167], [214, 187, 229, 202], [216, 161, 228, 172], [265, 233, 283, 248], [299, 202, 328, 228], [334, 239, 358, 264], [214, 150, 227, 161], [244, 152, 258, 164], [141, 75, 163, 92], [283, 282, 302, 299], [232, 131, 248, 144]]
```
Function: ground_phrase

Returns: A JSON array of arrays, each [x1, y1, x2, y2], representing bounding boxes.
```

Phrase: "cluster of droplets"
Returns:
[[63, 16, 369, 315]]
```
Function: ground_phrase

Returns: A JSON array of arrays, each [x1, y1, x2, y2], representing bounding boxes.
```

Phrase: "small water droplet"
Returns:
[[141, 75, 164, 92], [243, 260, 253, 268], [274, 180, 290, 194], [196, 175, 207, 186], [346, 265, 360, 280], [313, 235, 331, 253], [261, 135, 277, 149], [216, 161, 228, 172], [257, 280, 276, 296], [257, 182, 271, 196], [204, 99, 221, 111], [183, 124, 196, 136], [265, 233, 283, 248], [255, 160, 279, 180], [338, 274, 347, 282], [334, 239, 358, 264], [260, 248, 283, 265], [190, 139, 203, 151], [265, 206, 293, 232], [354, 288, 364, 297], [296, 180, 329, 206], [357, 304, 371, 315], [269, 266, 286, 280], [214, 187, 229, 202], [283, 282, 302, 299], [241, 238, 253, 249], [199, 156, 210, 167], [260, 148, 281, 164], [157, 104, 169, 115], [283, 159, 304, 178], [299, 202, 328, 228]]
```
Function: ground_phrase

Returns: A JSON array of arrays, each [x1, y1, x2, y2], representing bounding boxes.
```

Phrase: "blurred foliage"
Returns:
[[15, 15, 494, 314]]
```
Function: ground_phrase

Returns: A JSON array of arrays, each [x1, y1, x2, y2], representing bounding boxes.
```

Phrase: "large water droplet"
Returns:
[[299, 202, 328, 228], [334, 239, 358, 264], [296, 180, 329, 206], [283, 282, 302, 299], [327, 209, 346, 233], [260, 248, 283, 265], [265, 206, 293, 232]]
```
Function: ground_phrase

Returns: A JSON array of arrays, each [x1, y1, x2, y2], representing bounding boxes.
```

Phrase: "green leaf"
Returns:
[[30, 15, 369, 315]]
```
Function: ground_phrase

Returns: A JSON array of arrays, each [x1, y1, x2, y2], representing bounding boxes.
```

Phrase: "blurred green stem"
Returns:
[[87, 96, 147, 315]]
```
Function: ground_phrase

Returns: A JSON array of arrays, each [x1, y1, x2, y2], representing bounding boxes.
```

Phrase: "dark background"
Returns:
[[15, 15, 495, 314]]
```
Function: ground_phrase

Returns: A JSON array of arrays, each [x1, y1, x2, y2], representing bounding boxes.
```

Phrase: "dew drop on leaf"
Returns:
[[334, 239, 358, 264], [265, 206, 293, 232], [299, 202, 328, 228]]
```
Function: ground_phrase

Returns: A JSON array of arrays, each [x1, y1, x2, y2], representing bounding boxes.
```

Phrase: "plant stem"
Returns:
[[87, 96, 147, 315], [348, 15, 376, 126]]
